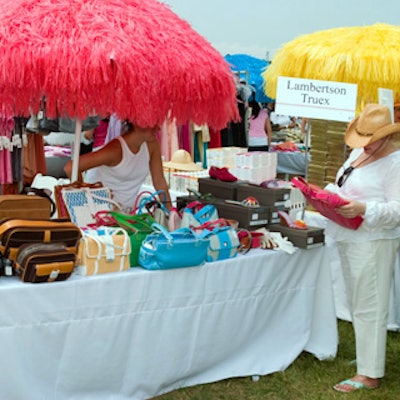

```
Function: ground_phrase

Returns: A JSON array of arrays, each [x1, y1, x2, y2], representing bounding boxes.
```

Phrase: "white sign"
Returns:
[[378, 88, 394, 123], [275, 76, 358, 122]]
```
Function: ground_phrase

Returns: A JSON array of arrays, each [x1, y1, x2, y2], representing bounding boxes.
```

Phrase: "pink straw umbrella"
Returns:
[[0, 0, 238, 179]]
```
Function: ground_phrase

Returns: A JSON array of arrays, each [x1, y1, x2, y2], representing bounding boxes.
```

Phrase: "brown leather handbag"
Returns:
[[14, 242, 76, 283], [0, 218, 81, 263], [0, 187, 55, 221]]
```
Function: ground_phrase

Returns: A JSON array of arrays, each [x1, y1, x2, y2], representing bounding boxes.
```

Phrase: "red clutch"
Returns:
[[291, 176, 364, 230]]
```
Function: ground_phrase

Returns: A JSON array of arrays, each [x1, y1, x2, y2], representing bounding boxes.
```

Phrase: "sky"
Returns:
[[162, 0, 399, 61]]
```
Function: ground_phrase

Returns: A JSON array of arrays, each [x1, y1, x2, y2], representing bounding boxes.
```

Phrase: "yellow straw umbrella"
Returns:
[[263, 23, 400, 112]]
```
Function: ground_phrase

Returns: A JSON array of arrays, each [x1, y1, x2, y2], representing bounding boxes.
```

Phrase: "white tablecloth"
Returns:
[[0, 247, 337, 400], [303, 210, 400, 331]]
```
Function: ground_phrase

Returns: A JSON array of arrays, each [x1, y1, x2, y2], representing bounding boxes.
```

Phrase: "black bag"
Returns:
[[59, 116, 100, 133], [14, 242, 76, 283], [37, 116, 60, 133]]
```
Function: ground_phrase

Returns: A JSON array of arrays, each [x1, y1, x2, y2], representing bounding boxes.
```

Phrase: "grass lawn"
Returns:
[[153, 320, 400, 399]]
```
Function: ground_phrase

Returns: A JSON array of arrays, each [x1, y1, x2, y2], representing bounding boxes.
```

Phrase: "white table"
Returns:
[[0, 247, 337, 400], [303, 211, 400, 331]]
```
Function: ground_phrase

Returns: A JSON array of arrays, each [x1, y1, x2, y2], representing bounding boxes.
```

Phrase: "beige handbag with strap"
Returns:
[[76, 227, 131, 276]]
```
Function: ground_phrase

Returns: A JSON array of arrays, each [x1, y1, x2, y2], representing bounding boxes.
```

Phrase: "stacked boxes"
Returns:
[[143, 169, 210, 192], [236, 184, 291, 225], [197, 178, 298, 229], [198, 178, 244, 200], [211, 199, 270, 230], [230, 152, 277, 185], [206, 147, 278, 185], [169, 170, 209, 192], [206, 147, 247, 169], [307, 119, 350, 188]]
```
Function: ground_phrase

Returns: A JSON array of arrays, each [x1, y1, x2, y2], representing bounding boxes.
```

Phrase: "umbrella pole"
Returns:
[[303, 122, 310, 181], [301, 122, 311, 220], [71, 119, 82, 182]]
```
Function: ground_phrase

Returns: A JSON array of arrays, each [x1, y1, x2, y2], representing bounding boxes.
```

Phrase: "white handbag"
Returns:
[[62, 186, 121, 228]]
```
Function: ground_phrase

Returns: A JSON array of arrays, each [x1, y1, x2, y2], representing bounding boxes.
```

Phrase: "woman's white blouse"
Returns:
[[325, 148, 400, 242]]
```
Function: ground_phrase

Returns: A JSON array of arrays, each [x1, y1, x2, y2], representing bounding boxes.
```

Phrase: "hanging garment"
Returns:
[[0, 116, 15, 184], [23, 133, 46, 186]]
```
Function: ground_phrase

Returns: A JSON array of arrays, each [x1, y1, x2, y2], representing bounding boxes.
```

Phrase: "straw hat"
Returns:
[[163, 149, 203, 171], [345, 104, 400, 148]]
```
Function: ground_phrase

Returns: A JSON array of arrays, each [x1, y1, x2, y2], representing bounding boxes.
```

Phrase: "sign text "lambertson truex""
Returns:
[[285, 79, 348, 105]]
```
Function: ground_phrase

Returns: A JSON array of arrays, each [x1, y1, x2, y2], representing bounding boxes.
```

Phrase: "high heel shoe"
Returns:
[[278, 210, 307, 230]]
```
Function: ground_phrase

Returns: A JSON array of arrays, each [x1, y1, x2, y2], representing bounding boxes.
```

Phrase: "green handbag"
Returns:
[[107, 211, 155, 267]]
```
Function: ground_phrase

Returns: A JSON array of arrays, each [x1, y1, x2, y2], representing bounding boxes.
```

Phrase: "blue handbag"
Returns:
[[195, 223, 240, 262], [180, 201, 219, 228], [138, 223, 209, 270]]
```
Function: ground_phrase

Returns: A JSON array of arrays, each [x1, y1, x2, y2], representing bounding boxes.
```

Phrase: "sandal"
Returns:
[[225, 197, 260, 208], [278, 210, 307, 229], [333, 378, 379, 393]]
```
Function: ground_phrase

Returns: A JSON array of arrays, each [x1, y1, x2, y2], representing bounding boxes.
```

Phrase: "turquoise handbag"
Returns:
[[193, 219, 240, 262], [180, 201, 219, 228], [138, 223, 209, 270]]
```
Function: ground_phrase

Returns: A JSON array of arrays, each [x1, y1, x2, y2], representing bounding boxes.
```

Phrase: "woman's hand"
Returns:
[[336, 200, 366, 218]]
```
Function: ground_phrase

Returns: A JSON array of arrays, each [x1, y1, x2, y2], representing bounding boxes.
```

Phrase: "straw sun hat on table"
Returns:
[[163, 149, 203, 171]]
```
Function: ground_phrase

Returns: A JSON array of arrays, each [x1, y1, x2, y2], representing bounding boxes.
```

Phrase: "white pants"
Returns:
[[337, 239, 399, 378]]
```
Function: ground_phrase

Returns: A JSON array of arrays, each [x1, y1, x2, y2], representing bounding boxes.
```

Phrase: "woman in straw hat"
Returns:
[[64, 121, 172, 212], [325, 104, 400, 393]]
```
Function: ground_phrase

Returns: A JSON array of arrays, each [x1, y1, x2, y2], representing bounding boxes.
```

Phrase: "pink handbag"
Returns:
[[291, 176, 363, 230]]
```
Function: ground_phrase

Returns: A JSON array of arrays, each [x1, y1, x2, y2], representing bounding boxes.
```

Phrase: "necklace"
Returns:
[[337, 138, 388, 187]]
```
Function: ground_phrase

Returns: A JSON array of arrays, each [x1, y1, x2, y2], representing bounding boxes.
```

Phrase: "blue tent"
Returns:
[[224, 53, 274, 104]]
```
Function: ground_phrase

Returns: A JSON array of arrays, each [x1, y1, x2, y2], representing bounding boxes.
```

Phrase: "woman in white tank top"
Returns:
[[64, 122, 172, 212]]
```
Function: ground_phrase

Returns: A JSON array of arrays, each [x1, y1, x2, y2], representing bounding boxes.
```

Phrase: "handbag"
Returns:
[[180, 201, 219, 228], [167, 207, 182, 231], [54, 181, 103, 219], [14, 242, 76, 283], [37, 98, 59, 133], [192, 219, 240, 262], [138, 223, 209, 270], [135, 190, 170, 228], [0, 188, 55, 221], [59, 116, 100, 133], [20, 186, 56, 217], [107, 211, 155, 266], [76, 227, 131, 275], [61, 183, 122, 228], [291, 176, 364, 230], [37, 116, 59, 133], [0, 218, 81, 262]]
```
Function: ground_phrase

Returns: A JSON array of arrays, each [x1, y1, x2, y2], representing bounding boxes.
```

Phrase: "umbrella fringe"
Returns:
[[0, 0, 239, 130]]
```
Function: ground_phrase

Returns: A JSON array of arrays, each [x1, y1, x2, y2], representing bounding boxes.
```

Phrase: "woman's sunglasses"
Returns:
[[337, 166, 354, 187]]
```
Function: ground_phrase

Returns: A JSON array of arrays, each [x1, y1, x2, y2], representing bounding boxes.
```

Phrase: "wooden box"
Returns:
[[236, 184, 291, 208], [269, 225, 325, 249], [198, 178, 245, 201]]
